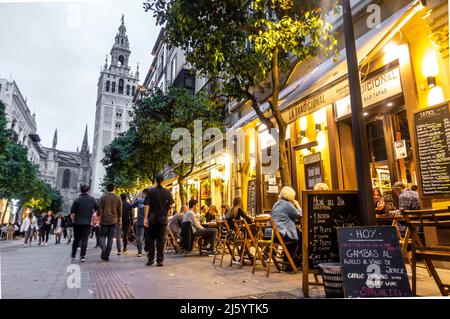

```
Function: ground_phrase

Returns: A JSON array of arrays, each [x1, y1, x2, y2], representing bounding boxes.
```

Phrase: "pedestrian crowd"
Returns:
[[1, 175, 421, 272]]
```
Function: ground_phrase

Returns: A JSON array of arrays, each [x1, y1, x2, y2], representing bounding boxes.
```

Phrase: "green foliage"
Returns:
[[101, 86, 225, 202], [145, 0, 339, 186], [0, 100, 62, 220], [146, 0, 338, 100]]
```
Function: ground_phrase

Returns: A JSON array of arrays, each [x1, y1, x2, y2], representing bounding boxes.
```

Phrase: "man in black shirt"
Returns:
[[70, 185, 99, 262], [120, 193, 133, 253], [144, 174, 174, 266]]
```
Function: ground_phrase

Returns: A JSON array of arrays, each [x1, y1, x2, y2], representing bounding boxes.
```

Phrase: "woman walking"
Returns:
[[54, 212, 65, 244], [41, 210, 54, 246], [20, 208, 38, 247]]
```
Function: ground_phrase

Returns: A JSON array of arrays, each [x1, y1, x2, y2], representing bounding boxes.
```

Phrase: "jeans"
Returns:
[[71, 225, 91, 258], [194, 228, 218, 252], [122, 223, 130, 251], [24, 229, 34, 244], [100, 224, 116, 259], [66, 227, 74, 243], [136, 226, 145, 254], [42, 225, 51, 243], [147, 224, 167, 263], [115, 224, 122, 252]]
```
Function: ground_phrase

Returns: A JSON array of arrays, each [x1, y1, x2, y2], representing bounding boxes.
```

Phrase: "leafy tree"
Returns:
[[146, 0, 338, 186]]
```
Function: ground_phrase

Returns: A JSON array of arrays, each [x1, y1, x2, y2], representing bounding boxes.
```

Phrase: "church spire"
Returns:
[[81, 125, 89, 153], [52, 129, 57, 149], [110, 15, 130, 69]]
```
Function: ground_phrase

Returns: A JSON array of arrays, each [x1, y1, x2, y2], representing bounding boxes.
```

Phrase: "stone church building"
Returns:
[[39, 127, 92, 214]]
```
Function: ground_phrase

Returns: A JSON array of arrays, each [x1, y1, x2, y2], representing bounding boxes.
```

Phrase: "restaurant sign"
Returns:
[[282, 66, 403, 123], [335, 67, 402, 120]]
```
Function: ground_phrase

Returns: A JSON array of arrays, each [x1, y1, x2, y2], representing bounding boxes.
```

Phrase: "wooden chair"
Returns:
[[252, 215, 298, 277], [164, 226, 180, 254], [231, 220, 254, 268], [402, 208, 450, 296], [213, 221, 232, 266], [217, 219, 238, 266]]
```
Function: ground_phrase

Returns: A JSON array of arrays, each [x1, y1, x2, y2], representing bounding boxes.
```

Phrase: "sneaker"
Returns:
[[157, 262, 163, 267], [80, 257, 86, 263], [44, 243, 48, 246], [117, 251, 122, 256], [137, 253, 142, 257], [24, 244, 27, 247], [146, 260, 154, 266], [123, 249, 128, 253], [208, 251, 215, 257]]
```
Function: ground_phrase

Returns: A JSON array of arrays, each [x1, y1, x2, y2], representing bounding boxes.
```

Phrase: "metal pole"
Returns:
[[342, 0, 375, 225]]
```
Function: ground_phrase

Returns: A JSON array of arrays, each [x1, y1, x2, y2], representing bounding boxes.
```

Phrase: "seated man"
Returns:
[[169, 205, 187, 240], [183, 199, 218, 256]]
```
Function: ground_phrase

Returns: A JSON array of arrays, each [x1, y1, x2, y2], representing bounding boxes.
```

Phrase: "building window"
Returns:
[[126, 85, 130, 96], [62, 169, 71, 189], [105, 81, 110, 92], [171, 55, 177, 83], [158, 51, 164, 77], [0, 84, 2, 94], [115, 122, 122, 130], [132, 86, 135, 96], [116, 108, 123, 119], [118, 79, 124, 94], [118, 55, 124, 66], [112, 82, 116, 93]]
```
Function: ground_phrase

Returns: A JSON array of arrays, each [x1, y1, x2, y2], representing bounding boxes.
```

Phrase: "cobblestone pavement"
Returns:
[[1, 237, 449, 299]]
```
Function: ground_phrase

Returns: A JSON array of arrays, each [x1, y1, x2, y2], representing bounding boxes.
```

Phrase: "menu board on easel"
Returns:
[[247, 180, 256, 215], [337, 226, 412, 298], [414, 102, 450, 196], [301, 190, 363, 297]]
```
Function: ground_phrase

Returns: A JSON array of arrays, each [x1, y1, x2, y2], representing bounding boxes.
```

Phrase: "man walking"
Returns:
[[144, 174, 174, 266], [70, 185, 98, 262], [98, 183, 122, 261]]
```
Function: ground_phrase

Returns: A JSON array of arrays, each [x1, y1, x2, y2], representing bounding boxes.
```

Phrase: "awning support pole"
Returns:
[[342, 0, 375, 226]]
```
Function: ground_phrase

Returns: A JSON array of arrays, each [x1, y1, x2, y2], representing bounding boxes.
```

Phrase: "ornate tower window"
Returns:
[[126, 85, 130, 96], [118, 79, 124, 94], [119, 55, 124, 66], [112, 82, 116, 93], [116, 108, 123, 119], [62, 169, 71, 189], [115, 122, 122, 131], [105, 81, 110, 92]]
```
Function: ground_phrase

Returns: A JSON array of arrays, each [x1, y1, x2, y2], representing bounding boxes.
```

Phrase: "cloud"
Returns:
[[0, 0, 160, 152]]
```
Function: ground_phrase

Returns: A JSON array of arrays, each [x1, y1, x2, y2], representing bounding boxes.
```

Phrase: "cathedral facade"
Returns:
[[39, 127, 92, 214], [91, 15, 139, 198]]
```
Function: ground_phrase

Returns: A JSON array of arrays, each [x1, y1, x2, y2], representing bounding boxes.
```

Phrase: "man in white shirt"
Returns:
[[183, 199, 217, 256]]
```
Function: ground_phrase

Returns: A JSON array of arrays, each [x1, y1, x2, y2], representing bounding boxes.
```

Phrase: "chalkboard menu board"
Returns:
[[415, 102, 450, 196], [302, 191, 363, 270], [247, 180, 256, 214], [337, 226, 412, 298]]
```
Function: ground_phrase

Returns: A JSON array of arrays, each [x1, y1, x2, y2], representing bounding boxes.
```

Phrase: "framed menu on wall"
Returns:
[[414, 102, 450, 196], [247, 180, 256, 215]]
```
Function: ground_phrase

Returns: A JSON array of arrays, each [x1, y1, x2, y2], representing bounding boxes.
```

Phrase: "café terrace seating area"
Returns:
[[162, 207, 450, 297]]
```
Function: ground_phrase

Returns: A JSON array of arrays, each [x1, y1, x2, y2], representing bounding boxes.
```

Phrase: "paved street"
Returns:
[[1, 236, 449, 299]]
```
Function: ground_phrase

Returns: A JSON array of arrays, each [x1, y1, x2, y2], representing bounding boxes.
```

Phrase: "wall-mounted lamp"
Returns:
[[427, 76, 436, 88]]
